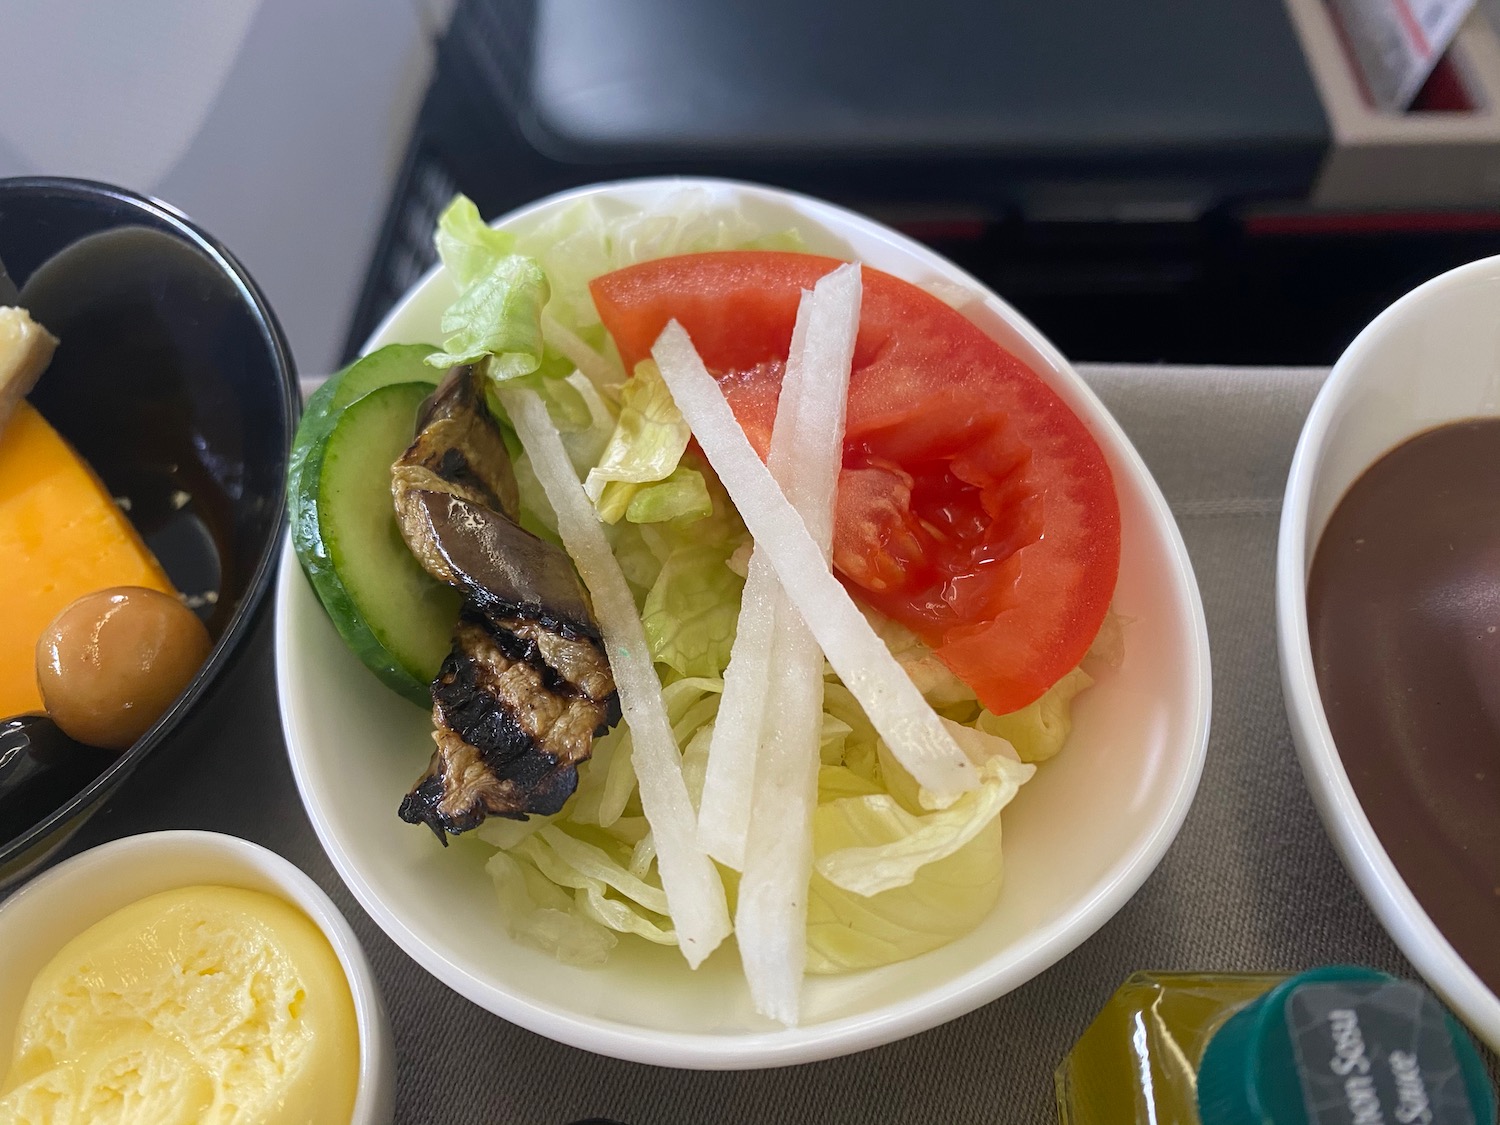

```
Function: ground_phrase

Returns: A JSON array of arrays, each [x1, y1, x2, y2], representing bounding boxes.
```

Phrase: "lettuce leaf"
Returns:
[[509, 190, 804, 342], [642, 545, 745, 679], [805, 755, 1033, 973], [626, 466, 712, 524], [815, 755, 1033, 895], [585, 360, 693, 523], [432, 194, 516, 287], [571, 676, 725, 830], [860, 608, 977, 708], [976, 667, 1093, 763], [512, 830, 677, 946], [532, 827, 670, 914], [428, 196, 550, 377], [485, 850, 617, 965]]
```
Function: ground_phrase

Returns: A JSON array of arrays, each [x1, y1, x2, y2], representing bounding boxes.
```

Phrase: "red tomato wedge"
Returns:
[[590, 251, 1120, 714]]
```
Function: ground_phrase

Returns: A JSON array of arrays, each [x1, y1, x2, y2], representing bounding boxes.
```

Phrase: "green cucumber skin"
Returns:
[[289, 359, 459, 707], [326, 342, 442, 412], [287, 343, 444, 700], [286, 343, 441, 511]]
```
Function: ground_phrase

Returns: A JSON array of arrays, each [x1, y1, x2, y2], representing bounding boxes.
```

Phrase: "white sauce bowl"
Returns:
[[0, 830, 394, 1124], [1277, 253, 1500, 1050]]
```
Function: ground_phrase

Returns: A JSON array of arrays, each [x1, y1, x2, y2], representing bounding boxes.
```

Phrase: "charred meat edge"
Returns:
[[392, 366, 619, 840]]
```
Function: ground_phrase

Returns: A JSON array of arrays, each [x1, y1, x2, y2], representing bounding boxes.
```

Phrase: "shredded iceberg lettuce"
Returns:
[[642, 543, 745, 679], [479, 643, 1059, 974], [806, 754, 1032, 973], [485, 850, 617, 966]]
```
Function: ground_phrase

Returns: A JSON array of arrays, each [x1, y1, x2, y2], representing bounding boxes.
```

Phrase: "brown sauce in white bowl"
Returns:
[[1308, 418, 1500, 993]]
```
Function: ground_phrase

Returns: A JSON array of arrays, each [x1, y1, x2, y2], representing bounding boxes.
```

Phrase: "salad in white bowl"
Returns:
[[275, 178, 1209, 1067]]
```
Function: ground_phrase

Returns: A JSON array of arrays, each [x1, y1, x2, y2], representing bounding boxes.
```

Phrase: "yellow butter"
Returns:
[[0, 886, 359, 1125]]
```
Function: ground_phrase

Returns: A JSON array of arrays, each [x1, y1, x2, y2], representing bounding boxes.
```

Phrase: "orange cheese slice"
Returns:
[[0, 402, 174, 717]]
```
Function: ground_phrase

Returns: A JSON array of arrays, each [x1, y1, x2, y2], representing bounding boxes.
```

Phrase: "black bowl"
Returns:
[[0, 177, 297, 885]]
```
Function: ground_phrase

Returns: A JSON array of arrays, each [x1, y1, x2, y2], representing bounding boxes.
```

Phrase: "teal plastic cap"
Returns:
[[1196, 966, 1496, 1125]]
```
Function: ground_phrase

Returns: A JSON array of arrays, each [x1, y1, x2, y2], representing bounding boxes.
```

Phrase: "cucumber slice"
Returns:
[[287, 343, 440, 507], [292, 381, 459, 705], [326, 342, 442, 412]]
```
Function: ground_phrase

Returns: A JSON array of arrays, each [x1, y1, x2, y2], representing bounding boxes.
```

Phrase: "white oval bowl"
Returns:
[[276, 177, 1211, 1068], [1277, 253, 1500, 1050], [0, 830, 394, 1123]]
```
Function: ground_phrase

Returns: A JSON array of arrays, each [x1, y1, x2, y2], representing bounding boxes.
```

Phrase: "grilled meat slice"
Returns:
[[399, 614, 620, 836], [394, 488, 596, 630], [392, 362, 519, 515], [393, 367, 596, 631], [392, 366, 619, 838]]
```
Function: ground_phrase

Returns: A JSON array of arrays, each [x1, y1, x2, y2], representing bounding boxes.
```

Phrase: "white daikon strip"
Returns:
[[542, 309, 624, 393], [773, 264, 860, 543], [651, 322, 979, 803], [736, 263, 863, 1024], [694, 560, 777, 867], [496, 384, 731, 968], [737, 605, 824, 1024], [695, 296, 816, 870]]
